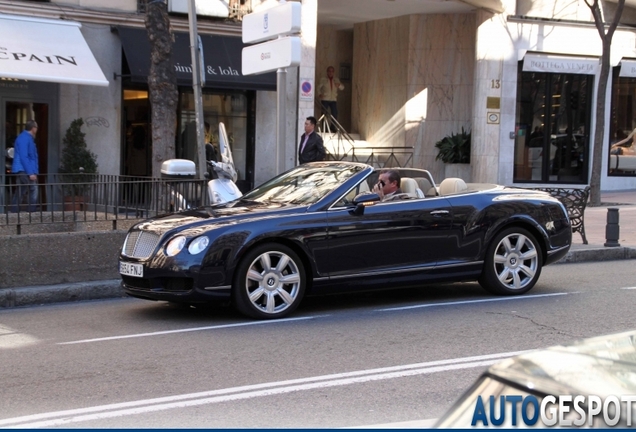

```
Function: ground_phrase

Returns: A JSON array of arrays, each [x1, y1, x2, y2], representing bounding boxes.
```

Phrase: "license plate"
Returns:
[[120, 262, 143, 278]]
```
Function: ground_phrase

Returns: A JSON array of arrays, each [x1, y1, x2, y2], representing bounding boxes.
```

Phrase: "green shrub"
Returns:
[[60, 118, 98, 175], [435, 128, 471, 164], [59, 118, 98, 196]]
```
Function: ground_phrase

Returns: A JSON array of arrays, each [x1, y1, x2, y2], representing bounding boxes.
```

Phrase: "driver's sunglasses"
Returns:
[[378, 180, 386, 187]]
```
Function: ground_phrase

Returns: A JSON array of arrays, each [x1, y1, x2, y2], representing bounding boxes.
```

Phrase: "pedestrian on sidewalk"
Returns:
[[298, 116, 325, 164], [11, 120, 39, 213]]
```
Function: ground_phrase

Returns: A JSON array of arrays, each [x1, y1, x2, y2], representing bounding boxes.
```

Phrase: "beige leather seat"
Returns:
[[439, 177, 468, 196], [400, 177, 423, 198], [345, 179, 371, 201], [414, 177, 437, 197]]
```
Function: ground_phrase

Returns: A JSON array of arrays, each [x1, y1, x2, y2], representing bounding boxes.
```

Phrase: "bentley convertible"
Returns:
[[119, 162, 572, 319]]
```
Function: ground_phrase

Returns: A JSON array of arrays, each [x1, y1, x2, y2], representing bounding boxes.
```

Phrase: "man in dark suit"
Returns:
[[298, 116, 326, 164]]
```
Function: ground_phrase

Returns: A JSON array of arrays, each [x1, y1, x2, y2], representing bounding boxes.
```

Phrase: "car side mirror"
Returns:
[[350, 192, 380, 215]]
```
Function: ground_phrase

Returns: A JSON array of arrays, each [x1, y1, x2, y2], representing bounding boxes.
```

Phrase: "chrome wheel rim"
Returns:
[[493, 233, 538, 290], [244, 251, 301, 314]]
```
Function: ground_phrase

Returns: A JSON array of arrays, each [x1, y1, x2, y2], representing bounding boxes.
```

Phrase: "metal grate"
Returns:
[[124, 230, 161, 258]]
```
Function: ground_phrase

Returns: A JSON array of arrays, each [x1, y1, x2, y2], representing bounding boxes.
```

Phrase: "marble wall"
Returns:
[[352, 14, 475, 180], [471, 10, 509, 185], [60, 24, 121, 176]]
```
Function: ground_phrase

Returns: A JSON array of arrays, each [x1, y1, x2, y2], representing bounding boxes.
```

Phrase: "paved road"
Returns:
[[0, 260, 634, 428]]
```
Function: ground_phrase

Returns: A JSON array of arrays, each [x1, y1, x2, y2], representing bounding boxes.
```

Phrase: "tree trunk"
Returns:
[[586, 0, 625, 206], [589, 42, 611, 206], [145, 0, 178, 179]]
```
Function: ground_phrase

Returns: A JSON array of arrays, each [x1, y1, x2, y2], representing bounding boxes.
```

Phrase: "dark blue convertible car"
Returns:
[[119, 162, 571, 319]]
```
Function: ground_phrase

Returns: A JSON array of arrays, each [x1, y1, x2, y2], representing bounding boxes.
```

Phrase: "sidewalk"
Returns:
[[561, 189, 636, 263], [1, 189, 636, 309]]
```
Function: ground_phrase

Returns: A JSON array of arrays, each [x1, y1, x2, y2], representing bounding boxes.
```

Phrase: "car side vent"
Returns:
[[124, 231, 161, 259]]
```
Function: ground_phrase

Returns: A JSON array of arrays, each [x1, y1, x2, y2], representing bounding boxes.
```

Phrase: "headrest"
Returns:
[[439, 177, 468, 196], [400, 177, 420, 198], [414, 177, 432, 194]]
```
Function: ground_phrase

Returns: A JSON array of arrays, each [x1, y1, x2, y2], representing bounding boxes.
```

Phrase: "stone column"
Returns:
[[294, 0, 317, 168]]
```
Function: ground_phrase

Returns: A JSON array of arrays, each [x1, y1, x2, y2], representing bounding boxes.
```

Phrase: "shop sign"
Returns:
[[619, 59, 636, 78], [523, 53, 599, 75]]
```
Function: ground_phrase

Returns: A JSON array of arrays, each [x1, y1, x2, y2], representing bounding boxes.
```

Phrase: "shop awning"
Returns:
[[522, 53, 600, 75], [117, 27, 276, 91], [0, 14, 108, 86]]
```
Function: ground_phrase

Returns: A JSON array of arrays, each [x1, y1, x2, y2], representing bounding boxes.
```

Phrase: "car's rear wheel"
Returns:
[[233, 243, 306, 319], [479, 227, 543, 295]]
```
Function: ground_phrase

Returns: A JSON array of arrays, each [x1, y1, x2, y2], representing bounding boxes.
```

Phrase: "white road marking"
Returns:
[[0, 325, 39, 349], [60, 293, 575, 345], [621, 287, 636, 290], [58, 316, 321, 345], [0, 350, 530, 428], [376, 292, 570, 312]]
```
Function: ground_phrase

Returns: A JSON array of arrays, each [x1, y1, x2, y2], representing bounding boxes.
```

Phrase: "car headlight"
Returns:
[[165, 235, 186, 257], [188, 236, 210, 255]]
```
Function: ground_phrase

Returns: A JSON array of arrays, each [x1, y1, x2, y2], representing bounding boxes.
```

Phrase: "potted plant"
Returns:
[[435, 127, 471, 180], [59, 118, 98, 210]]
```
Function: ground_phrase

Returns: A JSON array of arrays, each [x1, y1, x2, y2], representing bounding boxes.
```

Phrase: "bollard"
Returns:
[[604, 207, 620, 247]]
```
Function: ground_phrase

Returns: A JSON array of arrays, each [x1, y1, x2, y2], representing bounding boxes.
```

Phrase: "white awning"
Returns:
[[522, 53, 599, 75], [0, 14, 108, 86], [619, 59, 636, 78]]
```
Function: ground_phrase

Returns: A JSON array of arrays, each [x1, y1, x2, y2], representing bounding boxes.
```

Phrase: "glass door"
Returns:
[[514, 70, 592, 183]]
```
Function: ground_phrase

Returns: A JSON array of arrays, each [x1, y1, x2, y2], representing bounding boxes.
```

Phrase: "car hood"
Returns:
[[132, 199, 308, 235], [487, 330, 636, 397]]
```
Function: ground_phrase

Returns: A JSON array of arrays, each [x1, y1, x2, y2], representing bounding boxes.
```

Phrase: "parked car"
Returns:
[[118, 161, 571, 319], [435, 329, 636, 428]]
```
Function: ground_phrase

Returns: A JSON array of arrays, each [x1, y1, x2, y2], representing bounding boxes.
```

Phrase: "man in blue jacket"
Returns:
[[11, 120, 39, 212]]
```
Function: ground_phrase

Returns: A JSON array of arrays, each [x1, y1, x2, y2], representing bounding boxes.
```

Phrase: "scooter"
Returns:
[[160, 122, 242, 210], [207, 122, 243, 204]]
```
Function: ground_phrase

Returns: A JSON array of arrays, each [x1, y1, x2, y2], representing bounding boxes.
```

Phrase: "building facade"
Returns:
[[2, 0, 636, 200]]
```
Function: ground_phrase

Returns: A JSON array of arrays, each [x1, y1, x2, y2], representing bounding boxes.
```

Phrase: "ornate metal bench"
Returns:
[[530, 186, 590, 244]]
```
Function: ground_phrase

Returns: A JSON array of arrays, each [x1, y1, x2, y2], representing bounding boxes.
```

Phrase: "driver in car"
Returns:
[[373, 169, 407, 201]]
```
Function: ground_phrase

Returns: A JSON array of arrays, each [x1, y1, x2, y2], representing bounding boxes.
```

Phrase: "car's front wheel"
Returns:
[[233, 243, 306, 319], [479, 227, 543, 295]]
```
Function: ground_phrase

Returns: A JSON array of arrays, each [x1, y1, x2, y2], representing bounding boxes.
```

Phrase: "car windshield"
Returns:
[[242, 164, 364, 205]]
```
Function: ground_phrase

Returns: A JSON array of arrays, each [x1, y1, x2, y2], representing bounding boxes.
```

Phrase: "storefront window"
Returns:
[[608, 68, 636, 176], [122, 89, 151, 177], [514, 67, 591, 184], [177, 91, 252, 190]]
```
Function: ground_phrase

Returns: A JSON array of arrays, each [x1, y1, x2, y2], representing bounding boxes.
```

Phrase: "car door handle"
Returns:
[[430, 210, 450, 216]]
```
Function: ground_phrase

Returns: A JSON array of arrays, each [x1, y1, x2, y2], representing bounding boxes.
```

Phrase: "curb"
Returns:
[[0, 279, 124, 309], [558, 246, 636, 264], [1, 248, 635, 310]]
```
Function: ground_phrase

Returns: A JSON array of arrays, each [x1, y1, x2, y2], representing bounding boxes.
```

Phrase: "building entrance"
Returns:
[[514, 71, 592, 184]]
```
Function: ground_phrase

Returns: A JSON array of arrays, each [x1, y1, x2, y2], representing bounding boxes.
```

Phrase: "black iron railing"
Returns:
[[1, 173, 208, 232], [316, 102, 413, 168]]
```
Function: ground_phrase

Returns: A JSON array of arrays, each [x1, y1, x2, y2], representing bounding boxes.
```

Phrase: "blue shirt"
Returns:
[[12, 130, 39, 175]]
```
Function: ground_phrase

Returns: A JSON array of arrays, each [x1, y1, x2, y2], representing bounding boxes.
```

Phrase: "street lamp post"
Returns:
[[187, 0, 207, 180]]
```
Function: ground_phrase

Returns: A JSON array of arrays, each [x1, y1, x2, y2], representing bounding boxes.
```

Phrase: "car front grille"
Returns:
[[123, 230, 161, 259]]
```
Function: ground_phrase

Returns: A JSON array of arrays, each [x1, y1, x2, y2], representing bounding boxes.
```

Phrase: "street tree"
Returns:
[[145, 0, 178, 178], [586, 0, 625, 206]]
